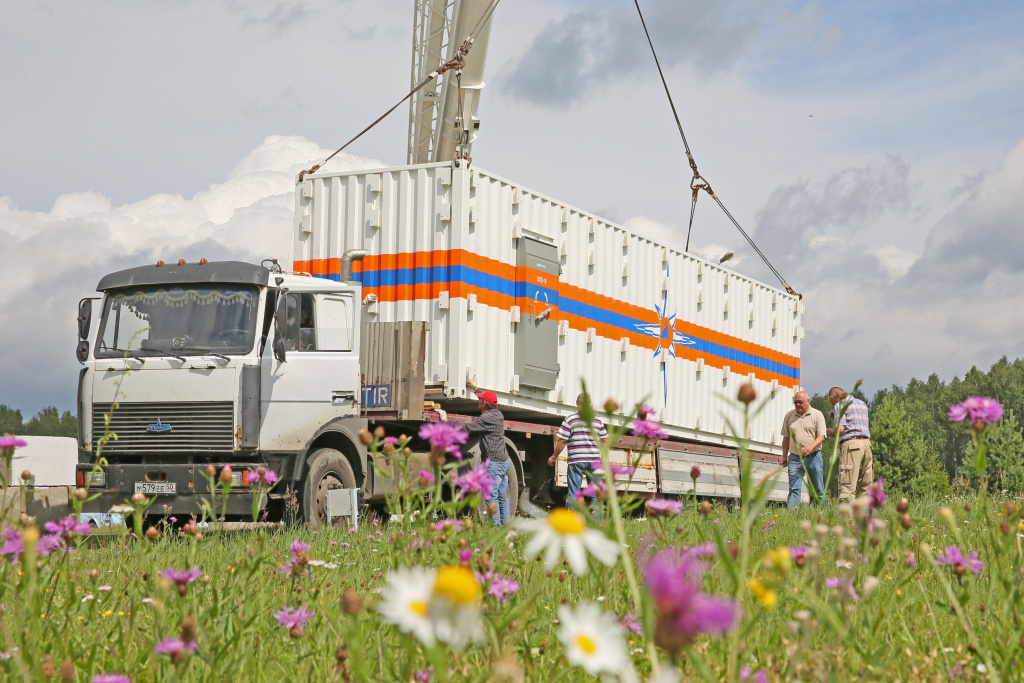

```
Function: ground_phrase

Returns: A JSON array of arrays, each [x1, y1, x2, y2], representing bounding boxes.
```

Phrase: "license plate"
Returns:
[[134, 482, 176, 495]]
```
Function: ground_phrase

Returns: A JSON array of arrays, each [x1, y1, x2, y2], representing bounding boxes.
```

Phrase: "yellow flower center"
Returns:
[[548, 508, 585, 535], [575, 634, 597, 654], [410, 600, 428, 617], [433, 565, 481, 606]]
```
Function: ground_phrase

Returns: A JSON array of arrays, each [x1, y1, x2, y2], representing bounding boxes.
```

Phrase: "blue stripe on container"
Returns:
[[312, 263, 799, 379]]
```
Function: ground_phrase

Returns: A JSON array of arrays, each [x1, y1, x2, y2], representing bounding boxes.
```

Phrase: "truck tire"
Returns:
[[302, 448, 357, 527], [505, 459, 520, 519]]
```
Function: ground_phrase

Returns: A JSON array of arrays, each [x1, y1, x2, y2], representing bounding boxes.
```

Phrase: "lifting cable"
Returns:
[[632, 0, 799, 297], [299, 0, 502, 181]]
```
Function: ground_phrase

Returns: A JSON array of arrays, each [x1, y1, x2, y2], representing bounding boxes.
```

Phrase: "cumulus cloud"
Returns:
[[733, 140, 1024, 396], [499, 0, 761, 107], [1, 136, 382, 414]]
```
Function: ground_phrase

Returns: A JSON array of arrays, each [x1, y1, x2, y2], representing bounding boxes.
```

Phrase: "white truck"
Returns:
[[74, 161, 805, 524], [73, 1, 806, 524]]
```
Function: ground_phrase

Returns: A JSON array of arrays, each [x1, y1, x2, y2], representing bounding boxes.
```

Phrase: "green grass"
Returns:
[[1, 492, 1018, 682]]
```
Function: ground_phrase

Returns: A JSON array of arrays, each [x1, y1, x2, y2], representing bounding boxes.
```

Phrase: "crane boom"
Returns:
[[407, 0, 495, 165]]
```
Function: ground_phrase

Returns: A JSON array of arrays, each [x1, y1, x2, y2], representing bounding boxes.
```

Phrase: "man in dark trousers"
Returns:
[[442, 389, 509, 526]]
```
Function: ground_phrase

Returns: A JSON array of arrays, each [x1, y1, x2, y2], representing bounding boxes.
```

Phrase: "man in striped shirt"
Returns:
[[549, 393, 608, 506], [827, 387, 873, 502]]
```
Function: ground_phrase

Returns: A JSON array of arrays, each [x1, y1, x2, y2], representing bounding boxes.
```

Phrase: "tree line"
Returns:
[[809, 355, 1024, 498], [0, 405, 77, 439], [4, 356, 1022, 496]]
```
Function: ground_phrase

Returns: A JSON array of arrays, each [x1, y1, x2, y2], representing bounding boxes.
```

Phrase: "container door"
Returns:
[[260, 289, 360, 451], [514, 238, 560, 390]]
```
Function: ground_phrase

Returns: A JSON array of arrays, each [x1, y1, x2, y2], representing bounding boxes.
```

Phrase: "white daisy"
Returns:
[[516, 508, 620, 575], [427, 565, 483, 648], [557, 602, 636, 682], [378, 565, 483, 648], [378, 567, 436, 646]]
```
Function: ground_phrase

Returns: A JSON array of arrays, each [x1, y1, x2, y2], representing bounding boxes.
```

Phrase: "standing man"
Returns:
[[442, 389, 510, 526], [781, 391, 827, 508], [549, 393, 608, 507], [827, 387, 873, 503]]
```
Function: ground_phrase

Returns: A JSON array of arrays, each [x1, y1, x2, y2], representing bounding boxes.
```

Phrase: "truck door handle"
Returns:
[[332, 391, 356, 405]]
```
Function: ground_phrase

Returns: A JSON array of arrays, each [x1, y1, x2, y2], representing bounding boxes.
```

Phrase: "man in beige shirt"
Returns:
[[781, 390, 826, 508]]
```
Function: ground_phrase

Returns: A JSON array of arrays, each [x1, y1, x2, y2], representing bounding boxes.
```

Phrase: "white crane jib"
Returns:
[[407, 0, 495, 165]]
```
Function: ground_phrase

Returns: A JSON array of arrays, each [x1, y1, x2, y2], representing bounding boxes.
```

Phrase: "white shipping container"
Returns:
[[292, 163, 802, 456]]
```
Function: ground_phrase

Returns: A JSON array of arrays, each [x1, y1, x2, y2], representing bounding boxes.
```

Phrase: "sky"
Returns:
[[2, 0, 1024, 416]]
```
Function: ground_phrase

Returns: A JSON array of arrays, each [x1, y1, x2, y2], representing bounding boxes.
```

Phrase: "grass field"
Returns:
[[1, 492, 1019, 682], [2, 396, 1022, 682]]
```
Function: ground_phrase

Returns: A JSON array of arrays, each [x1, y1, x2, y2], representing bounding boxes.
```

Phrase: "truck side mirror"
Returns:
[[76, 340, 90, 364], [273, 289, 289, 363], [77, 299, 93, 339]]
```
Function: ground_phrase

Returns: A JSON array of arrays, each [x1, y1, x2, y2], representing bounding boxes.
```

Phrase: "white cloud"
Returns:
[[0, 136, 382, 413]]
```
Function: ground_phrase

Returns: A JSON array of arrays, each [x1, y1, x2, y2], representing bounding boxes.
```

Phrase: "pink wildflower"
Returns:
[[280, 540, 312, 575], [631, 419, 668, 440], [643, 548, 740, 653], [611, 464, 636, 477], [93, 675, 131, 683], [690, 465, 701, 480], [740, 666, 768, 683], [415, 671, 431, 683], [159, 566, 203, 595], [867, 479, 887, 510], [645, 498, 684, 516], [904, 551, 917, 568], [689, 543, 716, 559], [825, 577, 859, 601], [154, 637, 198, 661], [935, 546, 984, 576], [36, 534, 65, 556], [637, 404, 656, 420], [620, 613, 642, 634], [418, 470, 434, 483], [487, 576, 521, 603], [434, 519, 463, 533], [275, 606, 315, 635], [949, 396, 1003, 427], [0, 436, 28, 449], [579, 479, 607, 498], [452, 462, 494, 501], [1, 528, 24, 562], [418, 422, 469, 460], [44, 516, 91, 541]]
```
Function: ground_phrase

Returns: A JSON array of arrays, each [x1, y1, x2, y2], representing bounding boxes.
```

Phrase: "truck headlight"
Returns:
[[231, 469, 243, 486], [77, 469, 106, 488]]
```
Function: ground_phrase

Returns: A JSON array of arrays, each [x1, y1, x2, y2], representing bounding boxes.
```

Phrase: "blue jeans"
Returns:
[[487, 459, 511, 527], [567, 461, 598, 505], [787, 451, 824, 508]]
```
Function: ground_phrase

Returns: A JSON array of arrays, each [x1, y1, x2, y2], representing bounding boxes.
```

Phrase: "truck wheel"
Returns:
[[505, 460, 520, 519], [302, 448, 357, 527]]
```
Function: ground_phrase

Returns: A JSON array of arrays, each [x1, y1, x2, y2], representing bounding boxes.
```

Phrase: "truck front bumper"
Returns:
[[77, 463, 268, 518]]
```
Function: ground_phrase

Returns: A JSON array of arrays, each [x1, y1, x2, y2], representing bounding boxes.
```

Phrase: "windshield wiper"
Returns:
[[175, 347, 232, 362], [134, 348, 187, 363]]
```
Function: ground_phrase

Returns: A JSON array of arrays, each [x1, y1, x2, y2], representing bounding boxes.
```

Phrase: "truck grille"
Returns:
[[92, 402, 235, 454]]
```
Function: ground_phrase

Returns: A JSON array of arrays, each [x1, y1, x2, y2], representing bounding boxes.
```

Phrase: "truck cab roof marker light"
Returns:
[[156, 260, 165, 266], [178, 259, 187, 265], [199, 258, 208, 264]]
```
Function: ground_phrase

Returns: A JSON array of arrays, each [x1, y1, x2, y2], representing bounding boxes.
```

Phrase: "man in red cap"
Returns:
[[442, 387, 510, 526]]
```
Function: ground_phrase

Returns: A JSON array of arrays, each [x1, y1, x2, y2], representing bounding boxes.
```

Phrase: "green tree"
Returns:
[[871, 394, 951, 498], [961, 409, 1024, 493], [0, 405, 25, 435], [23, 406, 78, 438]]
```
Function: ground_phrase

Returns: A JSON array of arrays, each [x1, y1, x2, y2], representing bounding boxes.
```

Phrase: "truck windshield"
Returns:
[[96, 285, 259, 358]]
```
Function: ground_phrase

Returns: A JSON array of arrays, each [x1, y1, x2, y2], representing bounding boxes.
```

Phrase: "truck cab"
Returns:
[[76, 258, 369, 524]]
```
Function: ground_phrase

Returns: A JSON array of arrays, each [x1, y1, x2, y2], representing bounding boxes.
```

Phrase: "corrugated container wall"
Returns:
[[293, 163, 803, 455]]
